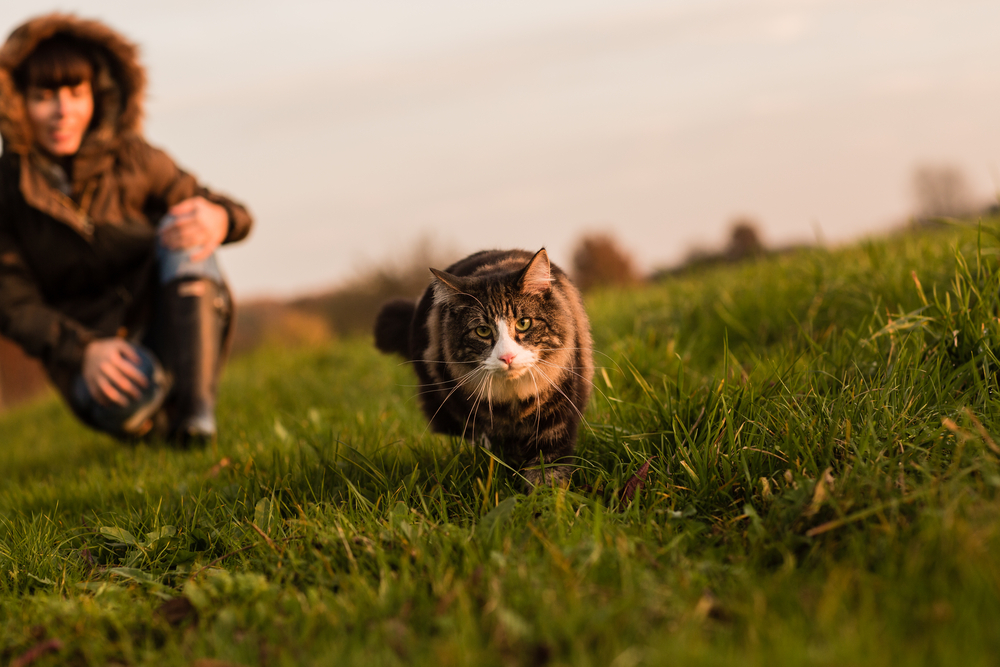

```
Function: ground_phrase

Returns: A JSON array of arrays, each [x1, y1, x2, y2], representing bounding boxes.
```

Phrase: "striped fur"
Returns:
[[374, 248, 593, 487]]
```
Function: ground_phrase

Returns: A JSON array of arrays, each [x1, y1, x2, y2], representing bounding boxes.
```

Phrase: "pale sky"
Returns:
[[4, 0, 1000, 297]]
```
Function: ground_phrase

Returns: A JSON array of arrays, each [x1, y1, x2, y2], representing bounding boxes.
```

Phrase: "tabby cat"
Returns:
[[374, 248, 593, 487]]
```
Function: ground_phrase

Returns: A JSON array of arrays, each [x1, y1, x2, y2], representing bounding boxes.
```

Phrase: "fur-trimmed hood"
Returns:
[[0, 13, 146, 155]]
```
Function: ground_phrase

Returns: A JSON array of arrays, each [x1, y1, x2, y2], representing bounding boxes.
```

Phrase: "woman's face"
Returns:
[[26, 80, 94, 157]]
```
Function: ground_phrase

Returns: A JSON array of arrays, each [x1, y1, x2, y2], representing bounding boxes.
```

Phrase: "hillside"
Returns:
[[2, 220, 999, 666]]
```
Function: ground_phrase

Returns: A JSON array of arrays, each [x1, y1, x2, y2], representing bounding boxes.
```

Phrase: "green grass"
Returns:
[[3, 220, 1000, 666]]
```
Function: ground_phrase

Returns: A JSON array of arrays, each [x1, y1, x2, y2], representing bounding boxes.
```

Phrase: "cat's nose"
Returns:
[[499, 352, 516, 366]]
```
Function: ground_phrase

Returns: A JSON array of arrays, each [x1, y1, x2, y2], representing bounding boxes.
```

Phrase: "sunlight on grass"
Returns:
[[2, 221, 1000, 665]]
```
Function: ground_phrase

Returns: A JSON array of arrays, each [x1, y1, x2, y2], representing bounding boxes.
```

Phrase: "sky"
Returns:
[[3, 0, 1000, 298]]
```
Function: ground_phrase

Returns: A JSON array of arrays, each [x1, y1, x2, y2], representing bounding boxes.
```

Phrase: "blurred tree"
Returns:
[[912, 164, 974, 219], [571, 232, 639, 292], [725, 218, 765, 261]]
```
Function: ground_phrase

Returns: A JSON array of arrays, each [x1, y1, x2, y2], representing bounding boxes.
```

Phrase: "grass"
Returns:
[[2, 220, 1000, 666]]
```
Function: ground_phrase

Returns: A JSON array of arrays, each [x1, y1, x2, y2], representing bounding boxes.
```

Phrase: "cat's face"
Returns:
[[431, 250, 567, 400], [456, 307, 547, 377]]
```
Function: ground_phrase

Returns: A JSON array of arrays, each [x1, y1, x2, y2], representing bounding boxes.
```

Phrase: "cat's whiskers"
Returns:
[[461, 367, 492, 441], [397, 358, 468, 366], [530, 363, 592, 434], [486, 374, 496, 428], [526, 368, 544, 447], [454, 291, 488, 313], [534, 359, 600, 398], [480, 371, 496, 430], [534, 360, 601, 396], [538, 347, 624, 376], [422, 366, 489, 434], [534, 357, 614, 409], [409, 364, 484, 396]]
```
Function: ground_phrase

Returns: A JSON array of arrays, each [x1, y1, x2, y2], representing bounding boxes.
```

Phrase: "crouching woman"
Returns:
[[0, 14, 253, 444]]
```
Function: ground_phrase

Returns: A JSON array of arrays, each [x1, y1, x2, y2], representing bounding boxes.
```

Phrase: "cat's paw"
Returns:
[[522, 463, 573, 490]]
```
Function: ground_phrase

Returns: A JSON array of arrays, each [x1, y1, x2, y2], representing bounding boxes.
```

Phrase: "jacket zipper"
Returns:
[[54, 181, 96, 236]]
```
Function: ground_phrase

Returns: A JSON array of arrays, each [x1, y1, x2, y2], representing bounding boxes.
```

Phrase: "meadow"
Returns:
[[2, 220, 999, 666]]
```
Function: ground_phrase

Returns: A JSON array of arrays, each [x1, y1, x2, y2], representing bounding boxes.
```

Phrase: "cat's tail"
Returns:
[[374, 298, 415, 358]]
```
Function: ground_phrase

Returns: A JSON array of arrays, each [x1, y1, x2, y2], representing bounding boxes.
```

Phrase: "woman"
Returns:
[[0, 14, 253, 444]]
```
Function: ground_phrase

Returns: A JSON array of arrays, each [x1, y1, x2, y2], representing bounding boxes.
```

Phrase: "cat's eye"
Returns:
[[475, 325, 493, 338], [515, 318, 532, 332]]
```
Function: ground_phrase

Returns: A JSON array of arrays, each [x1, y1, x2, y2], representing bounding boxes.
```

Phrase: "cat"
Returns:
[[374, 248, 594, 487]]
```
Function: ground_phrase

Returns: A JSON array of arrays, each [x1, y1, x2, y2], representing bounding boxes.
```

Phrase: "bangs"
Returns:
[[14, 34, 94, 91]]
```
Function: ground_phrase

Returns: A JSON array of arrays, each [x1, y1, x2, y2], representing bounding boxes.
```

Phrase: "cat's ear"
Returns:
[[430, 268, 470, 305], [518, 248, 552, 296]]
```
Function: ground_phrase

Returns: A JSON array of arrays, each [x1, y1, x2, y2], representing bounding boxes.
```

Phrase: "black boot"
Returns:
[[160, 277, 231, 447]]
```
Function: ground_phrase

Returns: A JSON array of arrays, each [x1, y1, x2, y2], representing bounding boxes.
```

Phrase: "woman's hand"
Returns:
[[82, 338, 148, 407], [158, 196, 229, 262]]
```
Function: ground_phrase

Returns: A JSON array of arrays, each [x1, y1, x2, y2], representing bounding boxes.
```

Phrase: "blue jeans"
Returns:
[[156, 214, 225, 284], [71, 228, 224, 437], [71, 344, 169, 437]]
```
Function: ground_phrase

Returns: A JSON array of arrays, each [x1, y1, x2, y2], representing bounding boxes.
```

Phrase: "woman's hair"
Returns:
[[13, 34, 95, 91]]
